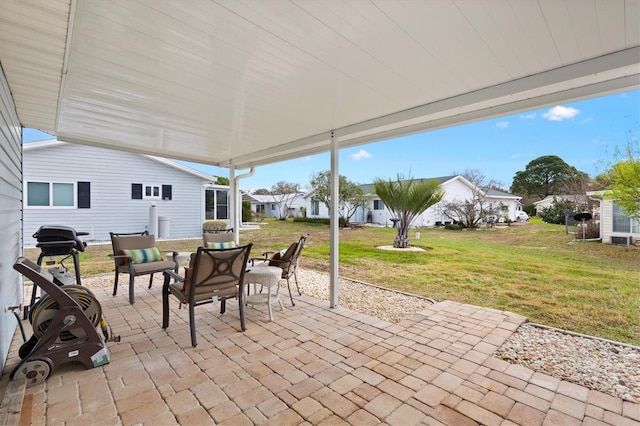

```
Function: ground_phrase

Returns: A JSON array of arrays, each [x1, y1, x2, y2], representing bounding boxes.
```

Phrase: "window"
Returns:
[[216, 190, 228, 220], [145, 184, 160, 199], [612, 203, 639, 233], [132, 183, 172, 200], [373, 199, 384, 210], [26, 181, 75, 207], [311, 200, 319, 216], [256, 204, 265, 213], [271, 204, 276, 211]]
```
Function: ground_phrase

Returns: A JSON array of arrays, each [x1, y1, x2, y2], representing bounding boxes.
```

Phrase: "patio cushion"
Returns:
[[206, 241, 236, 249], [120, 247, 162, 264]]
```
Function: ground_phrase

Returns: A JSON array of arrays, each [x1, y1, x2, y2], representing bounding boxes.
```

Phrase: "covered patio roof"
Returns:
[[1, 0, 638, 170]]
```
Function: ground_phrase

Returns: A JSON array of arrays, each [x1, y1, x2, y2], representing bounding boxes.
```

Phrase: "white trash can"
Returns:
[[158, 216, 170, 238]]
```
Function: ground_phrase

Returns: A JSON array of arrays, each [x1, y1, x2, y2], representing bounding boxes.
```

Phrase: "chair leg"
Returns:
[[294, 270, 301, 296], [113, 272, 119, 296], [148, 273, 154, 289], [220, 298, 226, 314], [129, 275, 135, 304], [189, 303, 197, 347], [286, 277, 295, 306], [162, 275, 170, 330], [239, 289, 246, 331]]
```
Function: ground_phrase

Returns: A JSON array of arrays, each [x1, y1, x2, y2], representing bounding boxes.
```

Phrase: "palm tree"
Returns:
[[374, 175, 443, 248]]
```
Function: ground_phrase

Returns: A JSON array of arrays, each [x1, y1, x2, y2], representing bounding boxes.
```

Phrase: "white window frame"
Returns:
[[612, 202, 639, 233], [311, 200, 320, 216], [25, 181, 76, 209], [143, 184, 161, 200], [373, 199, 384, 210]]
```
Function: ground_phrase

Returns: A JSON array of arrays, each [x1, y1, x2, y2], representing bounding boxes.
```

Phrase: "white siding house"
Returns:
[[245, 193, 306, 219], [0, 69, 23, 369], [587, 191, 640, 245], [364, 176, 523, 227], [303, 176, 523, 227], [23, 140, 225, 245]]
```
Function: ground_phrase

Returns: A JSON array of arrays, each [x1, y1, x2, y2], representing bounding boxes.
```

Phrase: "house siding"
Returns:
[[24, 143, 211, 245], [0, 66, 23, 369]]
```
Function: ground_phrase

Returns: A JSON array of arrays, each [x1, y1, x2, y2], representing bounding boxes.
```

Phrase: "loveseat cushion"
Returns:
[[120, 247, 162, 264]]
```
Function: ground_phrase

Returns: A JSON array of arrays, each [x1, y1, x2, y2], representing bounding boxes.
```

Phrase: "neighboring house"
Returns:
[[533, 194, 589, 215], [587, 191, 640, 245], [245, 193, 305, 219], [23, 140, 228, 245], [305, 175, 523, 227]]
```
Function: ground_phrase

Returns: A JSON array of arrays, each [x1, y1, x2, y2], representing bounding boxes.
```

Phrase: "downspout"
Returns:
[[233, 167, 255, 245]]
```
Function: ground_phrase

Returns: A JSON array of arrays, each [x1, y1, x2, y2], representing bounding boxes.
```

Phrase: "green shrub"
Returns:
[[444, 223, 462, 230], [203, 220, 227, 231], [293, 217, 330, 225]]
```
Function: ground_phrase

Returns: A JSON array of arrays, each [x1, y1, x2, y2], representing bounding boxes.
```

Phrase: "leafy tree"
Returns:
[[252, 188, 271, 195], [510, 155, 585, 199], [215, 176, 230, 185], [373, 175, 443, 248], [540, 197, 577, 225], [270, 181, 301, 220], [606, 138, 640, 220], [309, 171, 369, 226]]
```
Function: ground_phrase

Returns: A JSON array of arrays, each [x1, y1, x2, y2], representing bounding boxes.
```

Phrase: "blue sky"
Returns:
[[24, 89, 639, 191]]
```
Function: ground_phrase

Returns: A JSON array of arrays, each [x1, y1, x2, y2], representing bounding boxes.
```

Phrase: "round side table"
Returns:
[[245, 265, 284, 321]]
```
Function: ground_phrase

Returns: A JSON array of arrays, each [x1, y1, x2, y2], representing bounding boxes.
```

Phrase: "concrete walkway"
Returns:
[[2, 283, 639, 425]]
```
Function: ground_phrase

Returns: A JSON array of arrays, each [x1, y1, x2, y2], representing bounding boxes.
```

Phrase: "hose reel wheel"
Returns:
[[14, 358, 52, 387], [30, 285, 101, 341]]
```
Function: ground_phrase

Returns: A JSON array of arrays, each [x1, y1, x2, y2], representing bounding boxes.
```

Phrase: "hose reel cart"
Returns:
[[11, 257, 119, 387]]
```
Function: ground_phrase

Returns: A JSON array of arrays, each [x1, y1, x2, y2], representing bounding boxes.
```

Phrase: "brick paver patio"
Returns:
[[2, 281, 639, 425]]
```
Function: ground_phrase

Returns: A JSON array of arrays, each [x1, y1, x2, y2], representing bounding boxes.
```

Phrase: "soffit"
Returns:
[[1, 0, 638, 169]]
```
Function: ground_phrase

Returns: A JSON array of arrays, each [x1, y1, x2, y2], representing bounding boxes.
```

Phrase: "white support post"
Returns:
[[229, 167, 238, 245], [329, 131, 339, 308]]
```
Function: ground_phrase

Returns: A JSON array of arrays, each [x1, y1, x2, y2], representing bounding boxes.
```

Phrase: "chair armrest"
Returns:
[[163, 269, 184, 282]]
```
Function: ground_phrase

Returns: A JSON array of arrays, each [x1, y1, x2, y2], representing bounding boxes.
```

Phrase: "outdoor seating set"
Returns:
[[110, 229, 308, 347]]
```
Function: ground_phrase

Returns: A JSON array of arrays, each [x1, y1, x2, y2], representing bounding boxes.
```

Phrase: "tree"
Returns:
[[440, 170, 501, 228], [606, 137, 640, 220], [510, 155, 585, 200], [373, 175, 443, 248], [539, 197, 577, 225], [214, 176, 229, 185], [270, 181, 301, 220], [252, 188, 271, 195], [309, 171, 369, 226]]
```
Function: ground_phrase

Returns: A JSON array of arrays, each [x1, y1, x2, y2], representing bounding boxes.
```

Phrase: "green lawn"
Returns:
[[25, 218, 640, 345]]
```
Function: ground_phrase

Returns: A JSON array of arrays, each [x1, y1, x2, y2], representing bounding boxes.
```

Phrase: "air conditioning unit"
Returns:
[[610, 236, 630, 245]]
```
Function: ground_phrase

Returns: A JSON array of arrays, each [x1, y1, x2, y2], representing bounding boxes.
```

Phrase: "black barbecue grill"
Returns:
[[27, 225, 87, 318]]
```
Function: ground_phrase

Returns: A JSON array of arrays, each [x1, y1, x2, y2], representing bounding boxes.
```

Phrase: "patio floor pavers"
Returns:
[[2, 281, 639, 425]]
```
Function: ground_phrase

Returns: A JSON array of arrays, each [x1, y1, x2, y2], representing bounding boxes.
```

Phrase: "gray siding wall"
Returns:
[[24, 143, 208, 245], [0, 66, 23, 369]]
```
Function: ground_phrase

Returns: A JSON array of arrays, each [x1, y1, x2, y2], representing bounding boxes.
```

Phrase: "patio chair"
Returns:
[[110, 231, 178, 304], [251, 234, 308, 306], [162, 244, 253, 347], [203, 229, 236, 249]]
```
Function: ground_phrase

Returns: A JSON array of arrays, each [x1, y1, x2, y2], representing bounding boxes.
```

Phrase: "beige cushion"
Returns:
[[203, 232, 235, 247]]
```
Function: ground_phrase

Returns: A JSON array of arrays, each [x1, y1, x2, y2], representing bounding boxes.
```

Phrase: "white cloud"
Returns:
[[542, 105, 580, 121], [350, 149, 372, 160], [496, 121, 509, 129], [511, 153, 522, 159], [520, 112, 536, 120]]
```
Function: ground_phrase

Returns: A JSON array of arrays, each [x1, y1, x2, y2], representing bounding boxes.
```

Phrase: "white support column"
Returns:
[[329, 131, 339, 308], [229, 167, 237, 244]]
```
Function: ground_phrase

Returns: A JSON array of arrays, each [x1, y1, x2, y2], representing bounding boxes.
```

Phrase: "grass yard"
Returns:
[[24, 219, 640, 345]]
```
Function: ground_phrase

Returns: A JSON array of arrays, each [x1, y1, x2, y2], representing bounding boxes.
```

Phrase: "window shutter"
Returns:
[[78, 182, 91, 208], [132, 183, 143, 199], [162, 185, 172, 200]]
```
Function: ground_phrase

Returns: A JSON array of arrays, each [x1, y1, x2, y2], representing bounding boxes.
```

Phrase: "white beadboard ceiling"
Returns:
[[1, 0, 639, 169]]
